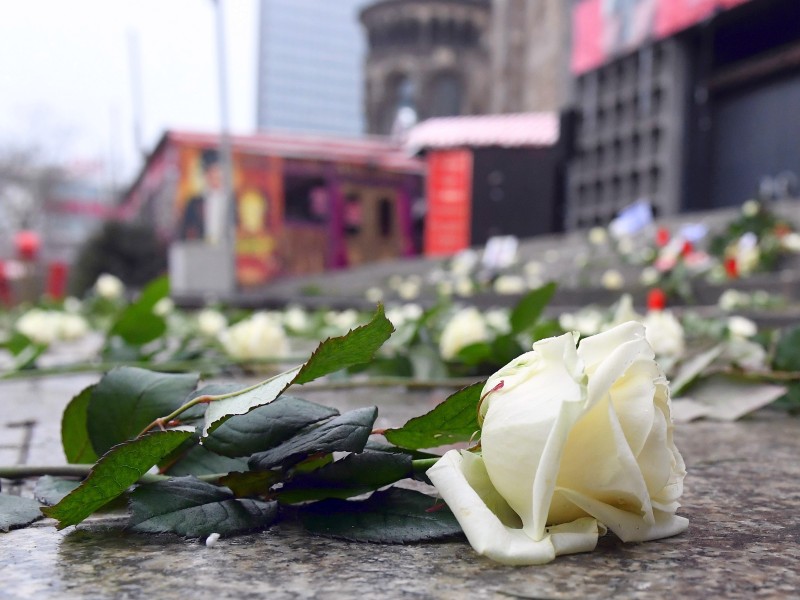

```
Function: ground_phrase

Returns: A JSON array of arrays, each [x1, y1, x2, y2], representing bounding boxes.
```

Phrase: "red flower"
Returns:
[[724, 257, 738, 279], [656, 228, 670, 247], [647, 288, 667, 311], [681, 240, 693, 257]]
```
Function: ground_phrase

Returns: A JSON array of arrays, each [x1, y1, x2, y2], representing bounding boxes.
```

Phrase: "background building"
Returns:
[[256, 0, 372, 136], [567, 0, 800, 229], [360, 0, 492, 135], [488, 0, 572, 113]]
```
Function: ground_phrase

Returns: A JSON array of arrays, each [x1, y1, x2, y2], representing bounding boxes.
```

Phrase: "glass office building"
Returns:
[[256, 0, 372, 136]]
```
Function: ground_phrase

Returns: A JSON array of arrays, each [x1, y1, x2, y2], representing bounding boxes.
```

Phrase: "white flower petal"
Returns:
[[428, 451, 599, 566]]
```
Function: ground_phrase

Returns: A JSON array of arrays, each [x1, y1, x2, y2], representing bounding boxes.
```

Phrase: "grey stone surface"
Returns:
[[2, 375, 800, 599]]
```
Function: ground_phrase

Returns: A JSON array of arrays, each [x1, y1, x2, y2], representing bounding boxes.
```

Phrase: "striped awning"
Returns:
[[405, 112, 559, 151]]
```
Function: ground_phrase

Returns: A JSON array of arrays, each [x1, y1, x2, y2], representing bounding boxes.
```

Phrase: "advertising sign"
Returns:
[[572, 0, 753, 73], [424, 150, 473, 257], [175, 145, 283, 287]]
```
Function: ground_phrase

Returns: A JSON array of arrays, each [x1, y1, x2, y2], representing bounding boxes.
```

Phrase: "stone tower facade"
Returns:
[[360, 0, 492, 135], [489, 0, 572, 113]]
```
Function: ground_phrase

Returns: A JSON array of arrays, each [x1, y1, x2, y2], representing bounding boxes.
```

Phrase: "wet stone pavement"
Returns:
[[1, 374, 799, 599]]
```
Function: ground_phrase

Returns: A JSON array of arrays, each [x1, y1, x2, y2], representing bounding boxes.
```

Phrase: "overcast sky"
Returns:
[[0, 0, 258, 182]]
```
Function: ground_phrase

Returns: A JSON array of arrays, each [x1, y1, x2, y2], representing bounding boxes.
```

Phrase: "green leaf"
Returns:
[[0, 494, 44, 532], [202, 307, 392, 437], [292, 305, 394, 385], [202, 396, 339, 458], [774, 325, 800, 372], [384, 382, 484, 449], [87, 367, 199, 456], [299, 488, 463, 543], [455, 342, 493, 366], [277, 451, 412, 504], [42, 430, 193, 529], [107, 276, 169, 346], [491, 334, 525, 366], [61, 384, 99, 464], [201, 367, 302, 437], [1, 332, 47, 370], [34, 476, 81, 506], [129, 477, 278, 537], [248, 407, 378, 470], [510, 282, 557, 334], [163, 444, 248, 477], [218, 471, 281, 497]]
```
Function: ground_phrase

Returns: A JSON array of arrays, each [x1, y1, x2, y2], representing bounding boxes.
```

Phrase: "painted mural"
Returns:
[[572, 0, 753, 73], [175, 146, 283, 287]]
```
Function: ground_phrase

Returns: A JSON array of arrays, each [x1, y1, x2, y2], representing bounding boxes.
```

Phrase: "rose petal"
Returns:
[[428, 451, 600, 566]]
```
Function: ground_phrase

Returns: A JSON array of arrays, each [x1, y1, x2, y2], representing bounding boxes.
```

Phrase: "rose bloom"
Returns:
[[15, 309, 61, 345], [428, 323, 688, 565], [601, 269, 625, 290], [439, 307, 489, 361], [219, 312, 289, 360], [197, 309, 228, 337], [643, 310, 685, 359], [94, 273, 125, 300], [493, 275, 526, 295]]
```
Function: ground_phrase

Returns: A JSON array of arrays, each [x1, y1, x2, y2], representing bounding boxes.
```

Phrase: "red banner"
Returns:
[[572, 0, 752, 74], [424, 150, 473, 257]]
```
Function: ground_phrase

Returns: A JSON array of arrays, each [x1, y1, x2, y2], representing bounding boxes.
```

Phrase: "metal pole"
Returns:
[[212, 0, 236, 289]]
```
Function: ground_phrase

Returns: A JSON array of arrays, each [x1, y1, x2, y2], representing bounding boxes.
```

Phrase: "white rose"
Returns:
[[454, 277, 474, 297], [780, 232, 800, 253], [439, 307, 489, 361], [588, 226, 607, 245], [640, 267, 660, 287], [601, 269, 625, 290], [197, 309, 228, 337], [485, 308, 511, 334], [153, 297, 174, 317], [610, 294, 642, 327], [364, 287, 384, 303], [283, 306, 309, 333], [325, 309, 360, 333], [219, 312, 289, 361], [15, 309, 59, 345], [59, 313, 90, 341], [727, 316, 757, 339], [428, 323, 688, 565], [493, 275, 526, 295], [643, 310, 685, 359], [718, 289, 745, 311], [94, 273, 124, 300]]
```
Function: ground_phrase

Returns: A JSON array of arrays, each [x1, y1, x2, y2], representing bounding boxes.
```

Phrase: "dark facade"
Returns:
[[567, 0, 800, 229], [360, 0, 492, 135]]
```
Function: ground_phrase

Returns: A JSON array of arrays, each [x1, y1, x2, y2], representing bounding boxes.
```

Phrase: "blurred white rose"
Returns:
[[493, 275, 526, 295], [718, 289, 745, 311], [153, 298, 174, 317], [325, 309, 361, 333], [639, 266, 660, 287], [428, 323, 687, 565], [485, 308, 511, 334], [588, 226, 607, 246], [283, 306, 309, 333], [727, 316, 757, 339], [643, 310, 685, 359], [610, 294, 642, 327], [219, 312, 289, 360], [601, 269, 625, 290], [741, 199, 759, 217], [59, 313, 90, 341], [15, 309, 60, 345], [559, 308, 605, 337], [439, 307, 489, 361], [197, 309, 228, 337], [62, 297, 83, 314], [364, 287, 384, 303], [454, 277, 474, 297], [397, 280, 421, 301], [780, 232, 800, 253], [94, 274, 124, 300]]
